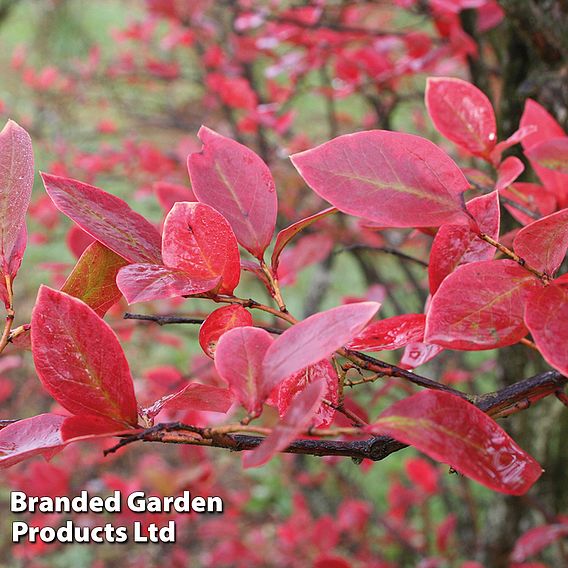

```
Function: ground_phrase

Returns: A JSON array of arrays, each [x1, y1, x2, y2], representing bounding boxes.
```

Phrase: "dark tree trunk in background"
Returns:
[[466, 3, 568, 565]]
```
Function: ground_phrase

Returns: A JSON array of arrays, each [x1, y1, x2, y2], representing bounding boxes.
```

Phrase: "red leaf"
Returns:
[[31, 286, 138, 425], [0, 414, 65, 469], [271, 359, 338, 428], [400, 342, 444, 369], [161, 201, 240, 294], [429, 191, 500, 294], [41, 173, 162, 264], [347, 314, 426, 352], [520, 99, 568, 207], [66, 225, 95, 259], [116, 263, 219, 304], [263, 302, 380, 387], [143, 383, 233, 419], [61, 415, 136, 442], [271, 207, 337, 271], [60, 241, 128, 316], [243, 378, 326, 468], [187, 126, 277, 258], [291, 130, 469, 228], [0, 120, 33, 273], [490, 125, 537, 164], [199, 305, 253, 358], [425, 260, 540, 350], [511, 523, 568, 562], [0, 225, 26, 308], [524, 281, 568, 376], [154, 180, 195, 212], [496, 157, 524, 191], [425, 77, 496, 157], [513, 209, 568, 276], [525, 137, 568, 174], [367, 390, 542, 495], [214, 327, 274, 416], [500, 182, 556, 226]]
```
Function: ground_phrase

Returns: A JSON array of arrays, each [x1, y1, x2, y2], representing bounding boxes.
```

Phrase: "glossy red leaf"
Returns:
[[367, 390, 542, 495], [263, 302, 380, 387], [490, 125, 537, 164], [116, 263, 219, 304], [525, 137, 568, 174], [524, 281, 568, 376], [270, 359, 338, 428], [199, 305, 253, 358], [187, 126, 277, 258], [425, 77, 497, 157], [426, 260, 540, 350], [31, 286, 138, 425], [501, 182, 556, 226], [429, 191, 500, 294], [214, 326, 274, 416], [0, 414, 65, 469], [271, 206, 337, 271], [0, 224, 26, 309], [61, 241, 128, 316], [243, 378, 326, 468], [161, 201, 240, 294], [495, 156, 524, 191], [66, 225, 95, 259], [511, 523, 568, 562], [290, 130, 470, 228], [143, 383, 233, 419], [347, 314, 426, 351], [0, 120, 33, 272], [513, 209, 568, 276], [61, 415, 136, 442], [41, 173, 162, 264]]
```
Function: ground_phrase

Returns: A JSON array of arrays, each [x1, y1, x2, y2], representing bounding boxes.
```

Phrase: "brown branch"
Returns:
[[335, 244, 428, 268]]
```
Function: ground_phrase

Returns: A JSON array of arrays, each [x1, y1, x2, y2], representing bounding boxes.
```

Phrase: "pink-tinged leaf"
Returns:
[[199, 305, 253, 358], [143, 383, 233, 419], [367, 390, 542, 495], [31, 286, 138, 425], [425, 77, 497, 157], [347, 314, 426, 351], [61, 415, 136, 442], [243, 378, 326, 468], [0, 224, 26, 309], [496, 157, 524, 191], [271, 360, 338, 428], [214, 327, 274, 416], [187, 126, 277, 258], [41, 173, 162, 264], [271, 207, 337, 271], [0, 414, 65, 469], [60, 241, 128, 316], [513, 209, 568, 276], [511, 523, 568, 562], [433, 196, 496, 272], [526, 137, 568, 174], [400, 342, 444, 369], [501, 182, 556, 226], [429, 191, 500, 294], [290, 130, 469, 229], [520, 99, 568, 207], [161, 201, 240, 294], [277, 233, 334, 286], [154, 180, 195, 212], [490, 125, 537, 164], [524, 282, 568, 376], [116, 263, 219, 304], [264, 302, 380, 387], [0, 120, 33, 271], [425, 260, 540, 350]]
